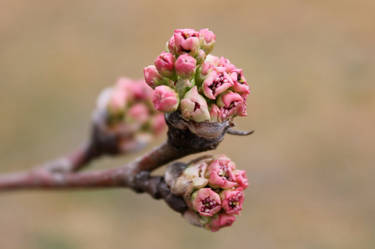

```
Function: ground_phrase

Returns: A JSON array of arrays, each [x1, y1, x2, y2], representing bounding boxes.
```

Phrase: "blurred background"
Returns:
[[0, 0, 374, 248]]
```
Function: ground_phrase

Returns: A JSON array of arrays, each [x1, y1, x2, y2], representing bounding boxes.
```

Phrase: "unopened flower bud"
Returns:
[[234, 170, 249, 190], [174, 29, 200, 56], [205, 214, 236, 232], [144, 65, 163, 88], [180, 86, 210, 122], [183, 161, 209, 189], [152, 86, 179, 113], [231, 69, 250, 95], [206, 155, 237, 189], [202, 70, 234, 100], [128, 103, 149, 124], [217, 91, 247, 120], [192, 188, 221, 217], [154, 52, 175, 78], [218, 56, 236, 72], [199, 28, 216, 54], [108, 88, 128, 115], [175, 54, 196, 79], [221, 189, 244, 215]]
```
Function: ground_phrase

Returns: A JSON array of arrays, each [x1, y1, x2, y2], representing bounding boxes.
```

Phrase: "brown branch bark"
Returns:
[[0, 112, 245, 213]]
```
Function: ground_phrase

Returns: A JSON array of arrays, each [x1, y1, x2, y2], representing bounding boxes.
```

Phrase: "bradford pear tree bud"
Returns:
[[152, 86, 179, 113], [180, 86, 210, 122]]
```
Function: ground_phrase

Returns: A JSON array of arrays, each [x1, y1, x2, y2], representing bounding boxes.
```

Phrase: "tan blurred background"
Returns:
[[0, 0, 374, 248]]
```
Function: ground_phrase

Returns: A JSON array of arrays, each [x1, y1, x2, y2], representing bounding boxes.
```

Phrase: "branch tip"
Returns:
[[226, 128, 255, 136]]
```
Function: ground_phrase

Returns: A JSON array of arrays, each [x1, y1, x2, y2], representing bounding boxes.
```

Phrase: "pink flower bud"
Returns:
[[128, 103, 149, 124], [144, 65, 162, 88], [231, 69, 250, 95], [152, 86, 179, 113], [234, 170, 249, 190], [175, 54, 196, 79], [221, 189, 244, 215], [218, 56, 236, 72], [199, 28, 216, 54], [192, 188, 221, 217], [203, 70, 234, 100], [174, 29, 200, 56], [206, 155, 237, 189], [108, 88, 128, 115], [117, 78, 153, 101], [206, 214, 236, 232], [150, 113, 166, 135], [217, 91, 247, 120], [180, 86, 210, 122], [154, 52, 175, 78], [167, 36, 176, 54], [209, 104, 222, 122]]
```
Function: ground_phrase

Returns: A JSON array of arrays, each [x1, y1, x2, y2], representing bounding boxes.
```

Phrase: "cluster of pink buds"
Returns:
[[144, 28, 250, 123], [96, 77, 166, 137], [166, 155, 248, 232]]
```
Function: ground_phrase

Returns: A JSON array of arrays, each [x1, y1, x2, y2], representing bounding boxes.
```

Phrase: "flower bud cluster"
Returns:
[[144, 28, 250, 123], [96, 77, 166, 136], [167, 155, 248, 232]]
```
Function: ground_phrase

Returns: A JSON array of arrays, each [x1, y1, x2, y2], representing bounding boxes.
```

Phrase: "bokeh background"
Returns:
[[1, 0, 374, 248]]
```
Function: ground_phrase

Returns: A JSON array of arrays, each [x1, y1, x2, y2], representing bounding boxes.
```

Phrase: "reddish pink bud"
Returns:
[[234, 170, 249, 190], [192, 188, 221, 217], [218, 56, 236, 72], [180, 86, 210, 122], [221, 189, 244, 215], [150, 113, 166, 135], [154, 52, 175, 78], [206, 214, 236, 232], [217, 91, 247, 120], [209, 104, 222, 122], [206, 155, 237, 189], [175, 54, 197, 79], [231, 69, 250, 95], [144, 65, 162, 88], [152, 86, 179, 113], [199, 28, 216, 54], [203, 70, 234, 100], [174, 29, 200, 55], [134, 80, 153, 100], [128, 103, 149, 124]]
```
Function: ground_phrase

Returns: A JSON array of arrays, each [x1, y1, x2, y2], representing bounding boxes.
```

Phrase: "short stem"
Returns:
[[127, 141, 191, 174]]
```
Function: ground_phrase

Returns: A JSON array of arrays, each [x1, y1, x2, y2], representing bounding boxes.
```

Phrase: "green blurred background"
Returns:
[[1, 0, 374, 248]]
